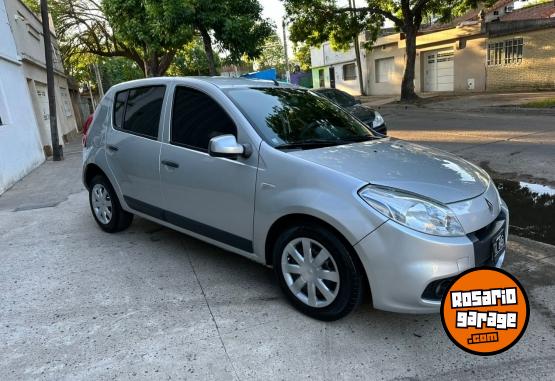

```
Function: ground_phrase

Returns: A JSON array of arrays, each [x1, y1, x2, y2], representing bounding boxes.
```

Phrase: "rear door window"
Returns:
[[114, 86, 165, 139], [171, 86, 237, 151]]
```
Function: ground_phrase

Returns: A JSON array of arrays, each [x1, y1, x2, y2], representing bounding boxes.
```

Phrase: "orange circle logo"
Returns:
[[441, 267, 529, 356]]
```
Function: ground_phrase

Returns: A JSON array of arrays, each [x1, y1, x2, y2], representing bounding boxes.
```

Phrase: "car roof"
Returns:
[[109, 76, 301, 93]]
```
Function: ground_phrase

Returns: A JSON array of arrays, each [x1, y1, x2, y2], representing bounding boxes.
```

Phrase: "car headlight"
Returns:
[[358, 185, 465, 237], [372, 111, 384, 128]]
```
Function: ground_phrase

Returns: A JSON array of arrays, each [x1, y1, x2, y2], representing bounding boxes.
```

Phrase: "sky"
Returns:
[[260, 0, 289, 53]]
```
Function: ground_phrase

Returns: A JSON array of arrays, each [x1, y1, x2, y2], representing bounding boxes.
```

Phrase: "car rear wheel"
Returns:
[[89, 175, 133, 233], [273, 224, 363, 321]]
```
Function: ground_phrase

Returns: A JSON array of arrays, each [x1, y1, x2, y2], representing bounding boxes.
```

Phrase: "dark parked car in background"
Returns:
[[313, 88, 387, 135]]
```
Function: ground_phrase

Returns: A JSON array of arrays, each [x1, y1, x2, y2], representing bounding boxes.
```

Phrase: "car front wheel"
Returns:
[[273, 224, 363, 321]]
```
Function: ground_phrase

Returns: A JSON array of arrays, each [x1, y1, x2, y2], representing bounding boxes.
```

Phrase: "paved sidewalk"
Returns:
[[360, 91, 555, 114], [1, 186, 554, 380], [0, 138, 84, 211]]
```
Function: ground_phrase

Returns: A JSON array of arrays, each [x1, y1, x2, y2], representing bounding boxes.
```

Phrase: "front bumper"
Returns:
[[354, 204, 509, 314]]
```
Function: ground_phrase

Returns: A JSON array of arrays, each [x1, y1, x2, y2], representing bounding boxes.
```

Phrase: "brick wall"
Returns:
[[486, 28, 555, 91]]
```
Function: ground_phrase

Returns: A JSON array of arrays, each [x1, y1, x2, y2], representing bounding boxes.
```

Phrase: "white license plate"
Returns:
[[492, 230, 506, 261]]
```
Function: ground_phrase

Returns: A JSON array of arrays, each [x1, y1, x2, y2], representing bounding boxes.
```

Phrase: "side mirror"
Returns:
[[208, 134, 251, 159]]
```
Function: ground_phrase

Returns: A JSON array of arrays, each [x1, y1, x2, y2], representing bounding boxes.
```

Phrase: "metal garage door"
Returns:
[[424, 49, 454, 92]]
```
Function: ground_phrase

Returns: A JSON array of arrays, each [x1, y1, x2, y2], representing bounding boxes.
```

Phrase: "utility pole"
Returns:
[[282, 19, 290, 83], [40, 0, 63, 160], [349, 0, 366, 96]]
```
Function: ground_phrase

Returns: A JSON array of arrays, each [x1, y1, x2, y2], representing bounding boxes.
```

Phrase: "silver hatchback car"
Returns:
[[83, 77, 508, 320]]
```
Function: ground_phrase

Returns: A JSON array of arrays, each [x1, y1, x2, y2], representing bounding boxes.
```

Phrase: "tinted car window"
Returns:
[[225, 87, 375, 147], [121, 86, 165, 139], [171, 86, 237, 150], [113, 90, 128, 129]]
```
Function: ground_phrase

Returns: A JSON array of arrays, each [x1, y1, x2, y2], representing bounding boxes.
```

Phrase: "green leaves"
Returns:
[[194, 0, 274, 63], [102, 0, 194, 55]]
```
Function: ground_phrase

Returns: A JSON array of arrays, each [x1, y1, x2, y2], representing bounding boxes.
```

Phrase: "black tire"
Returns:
[[273, 223, 363, 321], [88, 174, 133, 233]]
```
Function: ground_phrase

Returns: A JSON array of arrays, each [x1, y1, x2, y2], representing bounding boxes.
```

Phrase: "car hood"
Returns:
[[289, 138, 490, 204], [345, 104, 375, 122]]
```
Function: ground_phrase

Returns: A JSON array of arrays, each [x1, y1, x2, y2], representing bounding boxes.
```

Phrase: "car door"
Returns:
[[105, 85, 166, 211], [159, 85, 258, 253]]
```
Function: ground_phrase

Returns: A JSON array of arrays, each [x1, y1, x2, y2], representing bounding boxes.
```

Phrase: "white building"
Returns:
[[310, 34, 369, 95], [0, 0, 78, 194]]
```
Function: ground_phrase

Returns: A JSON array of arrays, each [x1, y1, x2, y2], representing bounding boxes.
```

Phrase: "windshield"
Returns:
[[319, 89, 357, 107], [224, 87, 377, 148]]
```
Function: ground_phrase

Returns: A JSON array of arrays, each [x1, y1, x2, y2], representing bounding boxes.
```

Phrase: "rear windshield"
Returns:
[[224, 87, 376, 147]]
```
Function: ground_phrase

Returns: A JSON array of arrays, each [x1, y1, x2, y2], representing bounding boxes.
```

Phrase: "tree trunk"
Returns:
[[199, 26, 217, 76], [400, 26, 418, 102]]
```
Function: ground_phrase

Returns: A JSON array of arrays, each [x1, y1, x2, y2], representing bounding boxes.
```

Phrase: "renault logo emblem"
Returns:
[[485, 198, 494, 213]]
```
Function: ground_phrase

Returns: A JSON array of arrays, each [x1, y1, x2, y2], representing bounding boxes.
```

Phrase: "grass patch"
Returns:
[[521, 98, 555, 108]]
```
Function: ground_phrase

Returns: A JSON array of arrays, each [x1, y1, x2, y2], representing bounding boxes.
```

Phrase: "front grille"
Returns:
[[467, 210, 507, 267]]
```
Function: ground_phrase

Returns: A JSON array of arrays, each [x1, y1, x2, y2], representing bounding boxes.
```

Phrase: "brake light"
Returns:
[[82, 114, 93, 146]]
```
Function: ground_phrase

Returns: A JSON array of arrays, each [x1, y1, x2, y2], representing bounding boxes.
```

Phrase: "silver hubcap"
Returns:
[[91, 184, 113, 224], [281, 237, 340, 308]]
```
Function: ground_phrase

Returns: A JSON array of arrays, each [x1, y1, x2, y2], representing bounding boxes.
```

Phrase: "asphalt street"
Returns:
[[1, 109, 554, 380]]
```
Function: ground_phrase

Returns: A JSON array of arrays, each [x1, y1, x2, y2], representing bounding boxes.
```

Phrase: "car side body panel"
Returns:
[[252, 141, 390, 263]]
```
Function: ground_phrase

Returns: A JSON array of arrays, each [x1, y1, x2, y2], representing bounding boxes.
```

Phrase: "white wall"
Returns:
[[310, 34, 370, 95], [5, 0, 78, 148], [310, 40, 358, 67], [0, 0, 44, 194]]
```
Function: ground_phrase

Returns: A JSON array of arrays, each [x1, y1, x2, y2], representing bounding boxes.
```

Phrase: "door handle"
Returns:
[[107, 144, 119, 152], [161, 160, 179, 169]]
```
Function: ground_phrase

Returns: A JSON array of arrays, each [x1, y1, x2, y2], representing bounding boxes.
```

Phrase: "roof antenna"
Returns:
[[273, 79, 279, 86]]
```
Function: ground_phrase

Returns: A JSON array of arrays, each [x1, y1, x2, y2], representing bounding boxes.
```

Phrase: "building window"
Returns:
[[342, 63, 357, 81], [375, 57, 395, 83], [318, 69, 325, 87], [487, 38, 523, 65]]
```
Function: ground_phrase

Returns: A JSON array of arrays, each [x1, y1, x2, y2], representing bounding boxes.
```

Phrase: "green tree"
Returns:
[[21, 0, 39, 12], [102, 0, 195, 76], [190, 0, 274, 75], [253, 33, 287, 75], [284, 0, 480, 101], [43, 0, 272, 78], [293, 43, 312, 72], [166, 37, 221, 76], [98, 57, 144, 90]]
